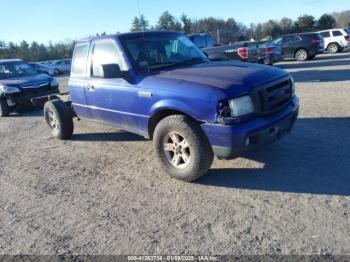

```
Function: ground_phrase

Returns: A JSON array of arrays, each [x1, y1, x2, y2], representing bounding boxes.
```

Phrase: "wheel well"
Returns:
[[327, 42, 340, 48], [148, 109, 198, 139]]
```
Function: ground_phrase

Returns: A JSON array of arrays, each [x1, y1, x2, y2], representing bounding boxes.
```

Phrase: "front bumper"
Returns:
[[3, 88, 59, 107], [202, 96, 299, 159]]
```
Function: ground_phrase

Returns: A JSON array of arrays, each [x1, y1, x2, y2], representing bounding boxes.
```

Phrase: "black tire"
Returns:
[[327, 43, 340, 53], [295, 49, 309, 62], [153, 115, 214, 182], [44, 99, 73, 139], [0, 98, 9, 117], [54, 69, 60, 75], [308, 55, 316, 60]]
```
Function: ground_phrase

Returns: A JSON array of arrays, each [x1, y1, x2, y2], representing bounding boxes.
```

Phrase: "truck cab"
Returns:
[[44, 31, 299, 182]]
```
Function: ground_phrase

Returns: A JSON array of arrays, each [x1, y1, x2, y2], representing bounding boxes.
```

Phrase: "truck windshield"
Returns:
[[0, 62, 38, 79], [122, 34, 208, 71]]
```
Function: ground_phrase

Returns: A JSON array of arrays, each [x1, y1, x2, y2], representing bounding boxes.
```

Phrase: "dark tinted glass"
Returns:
[[332, 30, 343, 36], [205, 35, 215, 47], [320, 31, 330, 38], [192, 36, 206, 48]]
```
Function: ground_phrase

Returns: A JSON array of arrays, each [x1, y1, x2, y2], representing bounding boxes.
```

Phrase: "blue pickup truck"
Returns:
[[43, 31, 299, 182], [0, 59, 59, 116]]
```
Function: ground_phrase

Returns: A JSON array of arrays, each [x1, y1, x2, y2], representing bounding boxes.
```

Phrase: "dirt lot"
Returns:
[[0, 53, 349, 255]]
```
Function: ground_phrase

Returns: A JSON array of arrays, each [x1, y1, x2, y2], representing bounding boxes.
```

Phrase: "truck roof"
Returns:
[[77, 30, 181, 44]]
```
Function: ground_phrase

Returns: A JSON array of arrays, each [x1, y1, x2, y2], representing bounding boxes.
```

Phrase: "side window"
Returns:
[[292, 35, 301, 42], [91, 41, 127, 78], [283, 36, 293, 43], [71, 43, 89, 76], [321, 31, 330, 38], [332, 30, 343, 37], [206, 35, 214, 47], [192, 36, 206, 48]]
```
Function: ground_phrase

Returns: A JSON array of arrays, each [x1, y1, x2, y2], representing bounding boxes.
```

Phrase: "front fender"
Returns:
[[149, 99, 199, 120]]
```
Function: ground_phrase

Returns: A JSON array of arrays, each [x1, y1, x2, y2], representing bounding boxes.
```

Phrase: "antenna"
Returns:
[[136, 0, 149, 73], [136, 0, 144, 31]]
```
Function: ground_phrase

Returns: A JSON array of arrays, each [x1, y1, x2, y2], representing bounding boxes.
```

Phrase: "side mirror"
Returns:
[[99, 64, 124, 79]]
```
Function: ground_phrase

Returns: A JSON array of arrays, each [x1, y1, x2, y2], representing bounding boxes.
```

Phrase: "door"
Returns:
[[84, 39, 143, 132], [320, 31, 331, 48], [69, 42, 91, 119], [332, 30, 345, 46], [282, 35, 301, 58]]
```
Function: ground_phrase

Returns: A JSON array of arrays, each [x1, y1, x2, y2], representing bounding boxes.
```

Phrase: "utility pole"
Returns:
[[216, 29, 220, 44]]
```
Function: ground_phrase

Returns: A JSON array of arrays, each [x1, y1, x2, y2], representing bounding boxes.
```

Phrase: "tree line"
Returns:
[[0, 10, 349, 62], [132, 10, 350, 43]]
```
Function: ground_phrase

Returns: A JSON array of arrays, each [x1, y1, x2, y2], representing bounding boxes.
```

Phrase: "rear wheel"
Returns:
[[44, 99, 73, 139], [54, 69, 60, 75], [153, 115, 214, 182], [327, 43, 340, 53], [295, 49, 309, 62], [0, 98, 9, 117]]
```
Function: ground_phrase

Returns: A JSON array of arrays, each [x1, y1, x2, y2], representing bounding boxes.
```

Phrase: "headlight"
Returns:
[[50, 79, 59, 87], [290, 77, 295, 95], [0, 85, 21, 94], [228, 95, 255, 117]]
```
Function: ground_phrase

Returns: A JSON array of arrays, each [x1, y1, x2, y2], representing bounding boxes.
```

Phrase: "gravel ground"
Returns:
[[0, 53, 349, 256]]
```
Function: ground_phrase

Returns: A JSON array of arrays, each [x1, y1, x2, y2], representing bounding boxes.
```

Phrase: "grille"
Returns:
[[251, 76, 292, 116]]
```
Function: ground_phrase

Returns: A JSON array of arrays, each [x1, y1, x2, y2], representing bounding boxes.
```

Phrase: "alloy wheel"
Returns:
[[163, 131, 191, 169]]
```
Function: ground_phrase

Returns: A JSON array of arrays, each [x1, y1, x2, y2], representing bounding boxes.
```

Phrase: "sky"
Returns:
[[1, 0, 349, 44]]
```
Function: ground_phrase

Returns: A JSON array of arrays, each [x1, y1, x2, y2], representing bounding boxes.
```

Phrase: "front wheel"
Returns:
[[153, 115, 214, 182], [44, 99, 74, 139], [295, 49, 309, 62], [0, 98, 9, 117], [327, 43, 339, 53]]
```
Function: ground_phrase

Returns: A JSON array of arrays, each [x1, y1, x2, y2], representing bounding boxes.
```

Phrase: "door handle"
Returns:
[[87, 84, 95, 90]]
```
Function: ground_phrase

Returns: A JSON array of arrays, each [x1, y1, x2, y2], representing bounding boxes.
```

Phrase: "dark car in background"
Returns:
[[189, 33, 267, 64], [275, 33, 324, 62], [256, 40, 284, 65], [0, 59, 59, 116]]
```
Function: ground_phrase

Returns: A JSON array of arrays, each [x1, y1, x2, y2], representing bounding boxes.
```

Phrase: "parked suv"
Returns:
[[42, 31, 299, 182], [318, 28, 350, 53], [0, 59, 59, 116], [275, 33, 325, 61]]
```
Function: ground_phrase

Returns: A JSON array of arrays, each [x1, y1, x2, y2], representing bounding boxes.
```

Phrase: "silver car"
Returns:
[[51, 59, 72, 74], [29, 62, 57, 76]]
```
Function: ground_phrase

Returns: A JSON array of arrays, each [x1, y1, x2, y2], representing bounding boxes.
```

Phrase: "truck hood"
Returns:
[[155, 61, 288, 95], [0, 74, 53, 88]]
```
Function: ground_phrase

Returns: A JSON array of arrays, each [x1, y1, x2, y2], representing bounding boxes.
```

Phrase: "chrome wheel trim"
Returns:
[[163, 131, 191, 169], [328, 44, 338, 53], [296, 50, 307, 61], [48, 110, 59, 131]]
